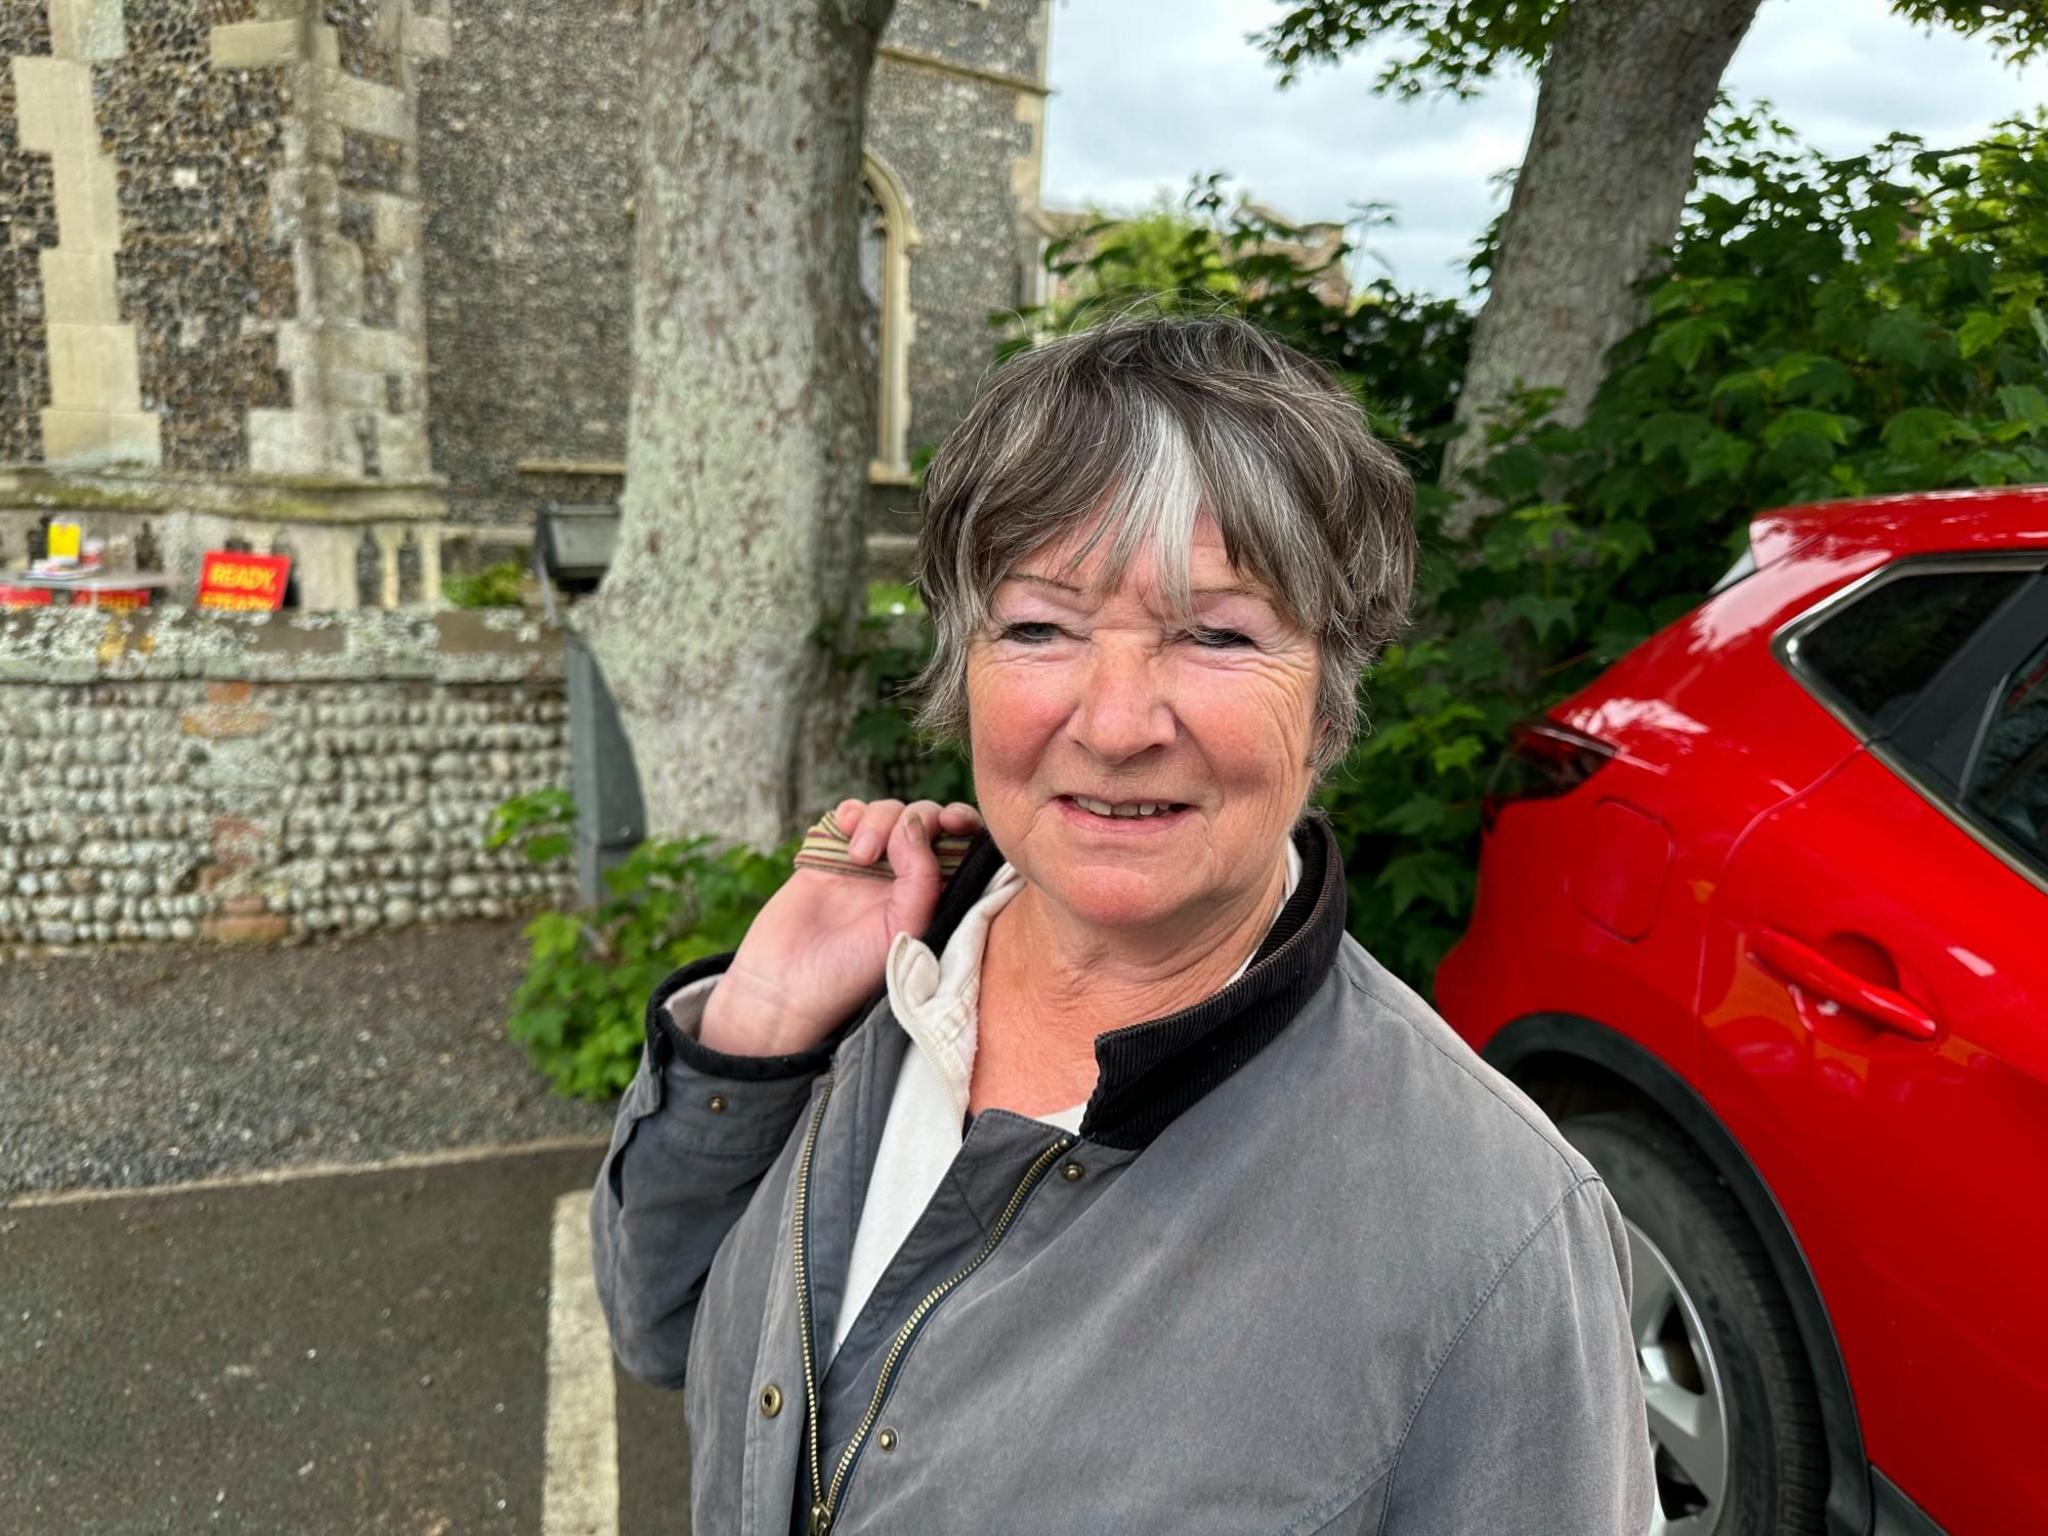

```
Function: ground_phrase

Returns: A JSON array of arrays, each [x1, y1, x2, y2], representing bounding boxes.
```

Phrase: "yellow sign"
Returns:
[[47, 520, 80, 559]]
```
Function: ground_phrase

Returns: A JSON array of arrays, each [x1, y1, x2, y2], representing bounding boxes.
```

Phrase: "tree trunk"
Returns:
[[1440, 0, 1760, 530], [584, 0, 895, 847]]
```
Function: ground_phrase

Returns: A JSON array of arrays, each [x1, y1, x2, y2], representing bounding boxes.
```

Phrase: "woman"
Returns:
[[592, 314, 1654, 1534]]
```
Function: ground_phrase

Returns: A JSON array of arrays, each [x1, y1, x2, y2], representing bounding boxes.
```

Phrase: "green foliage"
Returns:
[[1890, 0, 2048, 63], [1256, 0, 2048, 98], [1041, 196, 1242, 304], [1010, 175, 1474, 482], [487, 786, 575, 866], [844, 603, 974, 806], [1257, 0, 1565, 97], [867, 580, 924, 617], [441, 558, 528, 609], [488, 787, 794, 1099], [1564, 113, 2048, 540]]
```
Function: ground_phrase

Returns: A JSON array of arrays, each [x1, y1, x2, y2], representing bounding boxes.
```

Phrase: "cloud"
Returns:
[[1040, 0, 2048, 297]]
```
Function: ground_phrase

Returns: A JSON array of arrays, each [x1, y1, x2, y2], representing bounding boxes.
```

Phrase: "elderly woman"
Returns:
[[592, 314, 1654, 1534]]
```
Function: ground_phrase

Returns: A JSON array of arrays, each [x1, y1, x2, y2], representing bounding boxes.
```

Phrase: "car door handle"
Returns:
[[1746, 929, 1939, 1040]]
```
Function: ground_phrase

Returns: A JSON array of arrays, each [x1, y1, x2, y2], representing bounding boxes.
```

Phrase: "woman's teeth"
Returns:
[[1070, 796, 1175, 818]]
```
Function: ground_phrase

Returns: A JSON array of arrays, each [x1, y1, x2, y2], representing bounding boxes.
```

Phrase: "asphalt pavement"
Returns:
[[2, 1143, 694, 1535], [0, 921, 694, 1534]]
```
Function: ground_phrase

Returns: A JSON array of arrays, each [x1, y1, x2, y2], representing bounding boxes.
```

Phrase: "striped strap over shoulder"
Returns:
[[791, 807, 975, 882]]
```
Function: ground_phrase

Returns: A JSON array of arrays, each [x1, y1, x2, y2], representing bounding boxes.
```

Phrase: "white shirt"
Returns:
[[669, 840, 1303, 1364]]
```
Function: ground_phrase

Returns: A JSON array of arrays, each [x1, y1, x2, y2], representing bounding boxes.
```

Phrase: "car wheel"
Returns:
[[1560, 1111, 1829, 1535]]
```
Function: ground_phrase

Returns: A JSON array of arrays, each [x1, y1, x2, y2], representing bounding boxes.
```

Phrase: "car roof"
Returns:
[[1753, 484, 2048, 568]]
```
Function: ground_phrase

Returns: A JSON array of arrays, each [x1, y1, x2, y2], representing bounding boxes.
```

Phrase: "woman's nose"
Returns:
[[1066, 642, 1175, 762]]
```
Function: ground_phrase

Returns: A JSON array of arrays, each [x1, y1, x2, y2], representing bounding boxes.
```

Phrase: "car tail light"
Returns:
[[1481, 718, 1618, 830]]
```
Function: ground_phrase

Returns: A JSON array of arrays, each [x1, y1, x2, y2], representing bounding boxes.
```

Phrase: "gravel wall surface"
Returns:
[[0, 918, 613, 1199]]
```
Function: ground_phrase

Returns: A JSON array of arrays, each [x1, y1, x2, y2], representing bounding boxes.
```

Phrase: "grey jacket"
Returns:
[[592, 819, 1655, 1535]]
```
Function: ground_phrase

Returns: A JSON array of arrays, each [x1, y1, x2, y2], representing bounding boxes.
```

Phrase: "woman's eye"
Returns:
[[1187, 626, 1253, 649], [996, 621, 1062, 644]]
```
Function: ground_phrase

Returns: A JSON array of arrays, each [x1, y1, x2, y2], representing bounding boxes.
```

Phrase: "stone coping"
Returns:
[[0, 607, 563, 684], [0, 467, 448, 525]]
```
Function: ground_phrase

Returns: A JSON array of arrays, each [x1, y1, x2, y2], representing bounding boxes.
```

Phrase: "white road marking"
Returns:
[[4, 1136, 608, 1208], [544, 1189, 620, 1536]]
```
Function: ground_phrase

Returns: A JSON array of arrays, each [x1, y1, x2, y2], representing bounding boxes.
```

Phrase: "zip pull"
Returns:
[[809, 1499, 832, 1535]]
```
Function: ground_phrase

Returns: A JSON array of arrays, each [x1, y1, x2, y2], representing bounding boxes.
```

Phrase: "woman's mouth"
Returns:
[[1055, 794, 1193, 831]]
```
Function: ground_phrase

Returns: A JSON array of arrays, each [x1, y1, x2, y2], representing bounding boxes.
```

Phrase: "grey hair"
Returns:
[[912, 311, 1417, 775]]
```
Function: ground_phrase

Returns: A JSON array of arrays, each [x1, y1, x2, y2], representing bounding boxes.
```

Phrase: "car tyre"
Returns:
[[1561, 1110, 1829, 1535]]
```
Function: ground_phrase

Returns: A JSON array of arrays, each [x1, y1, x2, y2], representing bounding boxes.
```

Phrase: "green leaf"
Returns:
[[1384, 796, 1450, 835], [1503, 592, 1577, 642], [1762, 408, 1854, 449], [1685, 428, 1753, 485], [521, 833, 571, 866], [1378, 852, 1468, 920], [1431, 735, 1487, 774], [1997, 384, 2048, 430], [1595, 521, 1656, 568], [1865, 306, 1936, 367], [1881, 406, 1964, 458], [1636, 411, 1712, 461], [1648, 315, 1729, 372], [1765, 352, 1825, 392], [1957, 309, 2006, 358]]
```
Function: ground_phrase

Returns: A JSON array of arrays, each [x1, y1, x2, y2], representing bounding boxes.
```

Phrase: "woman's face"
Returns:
[[966, 513, 1320, 940]]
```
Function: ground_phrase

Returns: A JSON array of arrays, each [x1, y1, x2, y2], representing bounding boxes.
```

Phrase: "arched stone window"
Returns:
[[859, 152, 919, 485]]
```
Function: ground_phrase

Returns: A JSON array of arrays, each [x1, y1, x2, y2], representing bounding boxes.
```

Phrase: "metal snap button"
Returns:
[[759, 1384, 782, 1417], [877, 1427, 898, 1452], [1060, 1161, 1084, 1182], [708, 1094, 728, 1113]]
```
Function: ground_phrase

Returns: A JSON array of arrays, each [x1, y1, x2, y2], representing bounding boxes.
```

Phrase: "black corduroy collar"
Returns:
[[920, 814, 1348, 1152]]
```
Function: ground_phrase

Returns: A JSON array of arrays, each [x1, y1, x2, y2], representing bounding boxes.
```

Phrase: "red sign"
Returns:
[[0, 584, 53, 608], [196, 551, 290, 612], [74, 588, 153, 612]]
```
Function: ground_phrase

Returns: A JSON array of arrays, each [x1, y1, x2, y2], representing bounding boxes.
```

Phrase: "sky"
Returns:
[[1039, 0, 2048, 299]]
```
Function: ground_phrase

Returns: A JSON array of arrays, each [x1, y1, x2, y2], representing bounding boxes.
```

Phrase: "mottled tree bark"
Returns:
[[1441, 0, 1760, 530], [586, 0, 896, 846]]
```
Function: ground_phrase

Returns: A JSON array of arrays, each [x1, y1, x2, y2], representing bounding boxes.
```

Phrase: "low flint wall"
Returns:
[[0, 606, 574, 950]]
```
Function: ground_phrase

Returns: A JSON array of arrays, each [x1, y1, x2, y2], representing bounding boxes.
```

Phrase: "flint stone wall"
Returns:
[[0, 606, 573, 950]]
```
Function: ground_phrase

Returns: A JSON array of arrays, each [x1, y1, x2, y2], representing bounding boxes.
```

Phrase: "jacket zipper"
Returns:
[[790, 1074, 1074, 1536]]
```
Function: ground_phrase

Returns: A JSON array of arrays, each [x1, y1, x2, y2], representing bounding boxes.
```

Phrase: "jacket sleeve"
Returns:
[[1375, 1176, 1656, 1536], [588, 954, 838, 1389]]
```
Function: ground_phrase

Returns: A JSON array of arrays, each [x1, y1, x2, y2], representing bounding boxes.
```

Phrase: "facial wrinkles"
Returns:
[[967, 514, 1318, 961]]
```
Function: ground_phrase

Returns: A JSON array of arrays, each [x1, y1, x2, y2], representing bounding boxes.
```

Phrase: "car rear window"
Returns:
[[1965, 633, 2048, 876], [1796, 568, 2031, 734]]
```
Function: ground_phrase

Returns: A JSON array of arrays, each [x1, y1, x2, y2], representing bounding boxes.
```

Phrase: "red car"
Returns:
[[1436, 486, 2048, 1536]]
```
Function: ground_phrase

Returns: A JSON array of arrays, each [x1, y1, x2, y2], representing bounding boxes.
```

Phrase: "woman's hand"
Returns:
[[697, 798, 983, 1057]]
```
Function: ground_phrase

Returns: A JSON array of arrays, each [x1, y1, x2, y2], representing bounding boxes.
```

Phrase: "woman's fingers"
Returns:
[[830, 797, 974, 865], [848, 799, 902, 863]]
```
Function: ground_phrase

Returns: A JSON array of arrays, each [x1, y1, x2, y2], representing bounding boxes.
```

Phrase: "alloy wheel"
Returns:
[[1629, 1217, 1731, 1536]]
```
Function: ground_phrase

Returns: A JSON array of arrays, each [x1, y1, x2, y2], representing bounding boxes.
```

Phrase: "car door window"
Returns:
[[1964, 634, 2048, 876], [1795, 568, 2031, 735]]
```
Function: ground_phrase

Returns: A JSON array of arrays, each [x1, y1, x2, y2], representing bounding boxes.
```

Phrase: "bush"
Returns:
[[441, 558, 528, 609], [487, 788, 792, 1098]]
